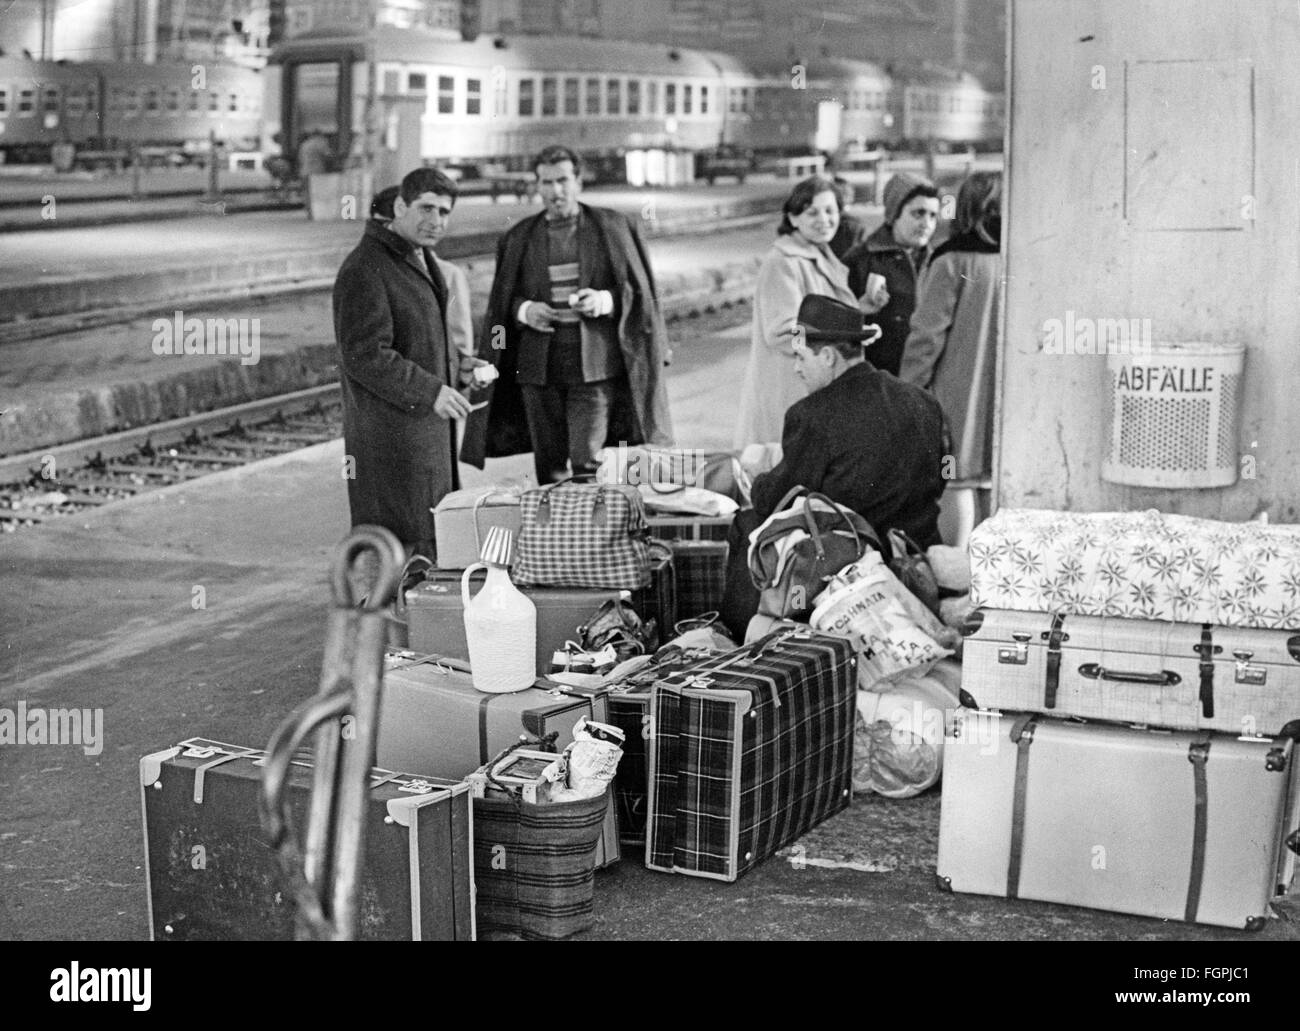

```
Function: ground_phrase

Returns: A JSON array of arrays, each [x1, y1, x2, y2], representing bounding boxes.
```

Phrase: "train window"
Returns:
[[210, 91, 220, 113], [43, 86, 59, 114], [467, 78, 481, 116], [665, 83, 676, 115], [519, 79, 535, 117], [66, 86, 84, 117], [166, 88, 180, 113], [145, 88, 160, 114], [438, 75, 455, 115], [627, 79, 640, 115], [0, 87, 7, 115], [189, 90, 201, 112], [18, 87, 34, 115], [229, 92, 238, 113], [682, 84, 692, 115], [584, 77, 600, 115], [700, 84, 708, 114], [125, 89, 140, 117], [409, 73, 427, 93], [563, 77, 579, 116], [541, 77, 557, 116], [606, 78, 621, 116], [646, 80, 658, 115]]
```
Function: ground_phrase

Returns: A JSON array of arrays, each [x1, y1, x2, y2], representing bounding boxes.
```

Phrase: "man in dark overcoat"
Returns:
[[460, 145, 673, 483], [333, 166, 472, 558]]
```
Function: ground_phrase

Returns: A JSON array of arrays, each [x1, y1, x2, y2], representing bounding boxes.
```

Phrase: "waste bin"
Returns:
[[1102, 341, 1245, 488]]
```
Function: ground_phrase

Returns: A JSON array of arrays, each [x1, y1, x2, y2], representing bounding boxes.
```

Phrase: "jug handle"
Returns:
[[462, 562, 486, 609]]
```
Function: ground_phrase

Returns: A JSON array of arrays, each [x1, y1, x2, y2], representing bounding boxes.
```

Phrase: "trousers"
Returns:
[[520, 380, 617, 484]]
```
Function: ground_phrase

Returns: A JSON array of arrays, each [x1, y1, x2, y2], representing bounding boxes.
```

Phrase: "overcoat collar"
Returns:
[[773, 231, 851, 291]]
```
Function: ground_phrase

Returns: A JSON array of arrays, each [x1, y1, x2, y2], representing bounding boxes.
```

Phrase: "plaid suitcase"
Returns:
[[628, 546, 677, 646], [937, 710, 1300, 929], [607, 646, 726, 845], [646, 514, 733, 542], [645, 628, 856, 880], [660, 538, 729, 621], [962, 608, 1300, 736]]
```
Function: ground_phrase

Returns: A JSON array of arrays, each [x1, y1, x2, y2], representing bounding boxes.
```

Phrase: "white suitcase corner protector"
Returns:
[[140, 747, 182, 788]]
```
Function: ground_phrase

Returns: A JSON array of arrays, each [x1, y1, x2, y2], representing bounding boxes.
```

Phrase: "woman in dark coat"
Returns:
[[841, 172, 941, 377]]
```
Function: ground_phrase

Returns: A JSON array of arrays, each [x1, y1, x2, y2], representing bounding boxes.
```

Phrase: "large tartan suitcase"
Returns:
[[936, 710, 1300, 929], [140, 738, 474, 941], [378, 654, 620, 867], [962, 608, 1300, 735], [645, 628, 856, 880]]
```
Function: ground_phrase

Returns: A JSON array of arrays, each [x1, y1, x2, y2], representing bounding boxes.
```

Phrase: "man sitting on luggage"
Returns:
[[750, 294, 948, 550]]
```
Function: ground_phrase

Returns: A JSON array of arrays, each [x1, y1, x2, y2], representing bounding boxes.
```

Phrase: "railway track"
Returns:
[[0, 384, 342, 530]]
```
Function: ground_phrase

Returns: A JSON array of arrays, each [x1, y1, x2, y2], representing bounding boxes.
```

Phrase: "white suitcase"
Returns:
[[936, 710, 1300, 930], [961, 608, 1300, 736]]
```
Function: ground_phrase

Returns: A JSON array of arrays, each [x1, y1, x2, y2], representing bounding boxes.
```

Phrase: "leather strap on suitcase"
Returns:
[[1184, 737, 1213, 923], [1194, 626, 1219, 719], [1042, 614, 1067, 709], [1006, 713, 1038, 898]]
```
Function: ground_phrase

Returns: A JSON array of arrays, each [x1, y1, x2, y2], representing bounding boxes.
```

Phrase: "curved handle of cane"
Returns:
[[259, 690, 352, 850], [330, 525, 407, 611]]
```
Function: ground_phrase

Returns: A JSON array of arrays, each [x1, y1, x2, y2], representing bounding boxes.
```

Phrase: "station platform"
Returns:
[[0, 223, 774, 458], [0, 308, 1292, 943]]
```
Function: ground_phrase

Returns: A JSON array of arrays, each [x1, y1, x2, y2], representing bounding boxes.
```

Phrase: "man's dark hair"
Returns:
[[778, 175, 840, 235], [831, 175, 854, 207], [399, 167, 459, 204], [533, 144, 583, 176], [370, 185, 400, 221], [805, 336, 866, 361]]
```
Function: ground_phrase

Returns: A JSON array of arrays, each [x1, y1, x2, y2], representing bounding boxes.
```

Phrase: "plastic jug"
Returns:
[[461, 526, 537, 694]]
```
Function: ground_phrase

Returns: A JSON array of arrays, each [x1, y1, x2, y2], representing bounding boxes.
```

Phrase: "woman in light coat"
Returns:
[[733, 176, 859, 449], [901, 171, 1002, 482]]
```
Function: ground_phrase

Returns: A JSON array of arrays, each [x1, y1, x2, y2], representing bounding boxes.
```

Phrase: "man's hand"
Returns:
[[520, 301, 559, 332], [571, 288, 614, 318], [434, 384, 473, 420]]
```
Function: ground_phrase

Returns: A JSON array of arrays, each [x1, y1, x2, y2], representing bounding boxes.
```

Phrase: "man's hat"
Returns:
[[796, 295, 883, 343]]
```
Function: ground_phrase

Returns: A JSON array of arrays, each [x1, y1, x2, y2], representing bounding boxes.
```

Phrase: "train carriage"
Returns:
[[266, 26, 757, 181]]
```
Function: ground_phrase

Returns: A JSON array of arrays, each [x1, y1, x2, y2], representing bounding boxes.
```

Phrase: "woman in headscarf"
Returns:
[[901, 170, 1002, 482], [733, 175, 859, 449], [840, 172, 941, 377]]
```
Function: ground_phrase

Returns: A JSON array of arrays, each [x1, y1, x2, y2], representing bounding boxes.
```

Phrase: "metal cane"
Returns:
[[259, 525, 405, 940]]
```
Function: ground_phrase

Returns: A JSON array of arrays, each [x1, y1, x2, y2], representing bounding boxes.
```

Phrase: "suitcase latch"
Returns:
[[1233, 649, 1267, 686], [998, 632, 1031, 665]]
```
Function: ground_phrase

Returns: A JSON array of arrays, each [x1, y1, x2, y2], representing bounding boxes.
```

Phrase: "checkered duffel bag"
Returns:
[[515, 481, 651, 590]]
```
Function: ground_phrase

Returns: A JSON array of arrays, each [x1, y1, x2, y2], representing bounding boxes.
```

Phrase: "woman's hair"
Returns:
[[953, 171, 1002, 242], [777, 175, 840, 235]]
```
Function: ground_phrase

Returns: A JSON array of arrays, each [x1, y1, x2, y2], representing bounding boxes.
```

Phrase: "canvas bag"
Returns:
[[747, 486, 880, 618], [596, 445, 753, 506], [515, 481, 651, 590]]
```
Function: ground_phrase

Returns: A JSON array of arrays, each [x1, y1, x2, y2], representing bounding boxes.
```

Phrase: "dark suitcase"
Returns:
[[607, 646, 725, 844], [659, 538, 729, 622], [937, 710, 1300, 929], [378, 654, 621, 867], [406, 572, 620, 673], [646, 514, 733, 542], [140, 738, 474, 941], [645, 628, 856, 880]]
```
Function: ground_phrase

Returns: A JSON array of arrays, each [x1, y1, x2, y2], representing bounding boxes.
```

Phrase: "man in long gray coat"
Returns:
[[460, 145, 673, 482], [333, 167, 472, 558]]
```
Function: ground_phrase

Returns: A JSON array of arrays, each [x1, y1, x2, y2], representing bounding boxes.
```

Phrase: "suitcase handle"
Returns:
[[1078, 663, 1181, 686]]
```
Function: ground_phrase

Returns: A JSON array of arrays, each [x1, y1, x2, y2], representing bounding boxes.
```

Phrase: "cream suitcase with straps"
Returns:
[[936, 709, 1300, 930]]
